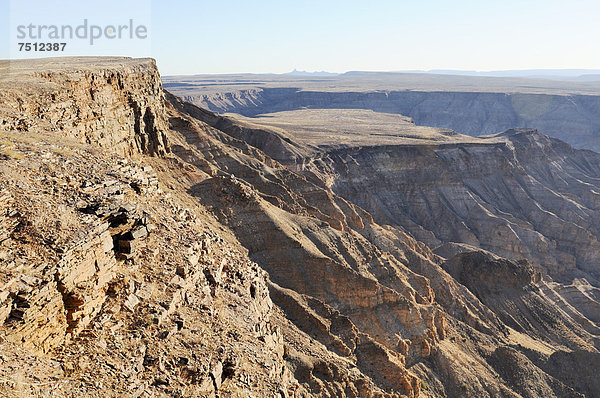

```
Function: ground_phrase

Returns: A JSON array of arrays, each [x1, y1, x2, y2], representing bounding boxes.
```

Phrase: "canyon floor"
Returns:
[[0, 57, 599, 398]]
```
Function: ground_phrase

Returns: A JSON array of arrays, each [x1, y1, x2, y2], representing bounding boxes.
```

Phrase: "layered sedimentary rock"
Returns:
[[0, 58, 169, 156], [313, 129, 600, 287], [0, 57, 437, 397], [0, 59, 291, 396], [165, 101, 453, 396], [166, 94, 600, 397]]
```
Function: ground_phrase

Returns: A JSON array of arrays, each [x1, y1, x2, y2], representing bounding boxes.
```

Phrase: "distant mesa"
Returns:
[[398, 68, 600, 80], [285, 68, 339, 76]]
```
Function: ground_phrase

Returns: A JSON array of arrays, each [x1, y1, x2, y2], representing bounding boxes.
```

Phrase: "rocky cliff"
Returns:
[[182, 98, 600, 396], [1, 57, 599, 398], [318, 129, 600, 285], [0, 58, 292, 397], [0, 58, 169, 156]]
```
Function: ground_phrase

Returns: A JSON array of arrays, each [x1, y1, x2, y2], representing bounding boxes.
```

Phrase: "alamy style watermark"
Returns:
[[16, 19, 148, 52]]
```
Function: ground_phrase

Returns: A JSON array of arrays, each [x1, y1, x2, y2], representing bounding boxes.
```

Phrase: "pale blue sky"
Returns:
[[2, 0, 600, 75]]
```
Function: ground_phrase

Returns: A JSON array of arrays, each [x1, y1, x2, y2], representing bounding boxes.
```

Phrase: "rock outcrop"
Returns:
[[0, 58, 169, 157], [0, 58, 292, 397]]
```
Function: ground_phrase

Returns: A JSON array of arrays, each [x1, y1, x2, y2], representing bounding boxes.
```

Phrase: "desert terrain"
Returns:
[[0, 57, 598, 397]]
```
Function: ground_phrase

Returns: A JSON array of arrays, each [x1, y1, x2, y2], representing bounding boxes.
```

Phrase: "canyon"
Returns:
[[163, 73, 600, 152], [0, 57, 598, 397]]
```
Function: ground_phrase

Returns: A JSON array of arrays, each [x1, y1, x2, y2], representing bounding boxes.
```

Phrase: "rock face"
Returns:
[[0, 59, 291, 397], [443, 251, 595, 349], [0, 58, 169, 157], [1, 57, 600, 397], [0, 189, 18, 243], [322, 128, 600, 286], [167, 92, 600, 396], [167, 101, 449, 397]]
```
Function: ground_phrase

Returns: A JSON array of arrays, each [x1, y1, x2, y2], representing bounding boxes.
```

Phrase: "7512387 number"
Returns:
[[18, 43, 67, 51]]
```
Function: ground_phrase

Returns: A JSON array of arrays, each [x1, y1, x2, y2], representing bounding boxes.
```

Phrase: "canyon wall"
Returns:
[[320, 129, 600, 285], [185, 87, 600, 152], [0, 59, 294, 397], [180, 97, 600, 396]]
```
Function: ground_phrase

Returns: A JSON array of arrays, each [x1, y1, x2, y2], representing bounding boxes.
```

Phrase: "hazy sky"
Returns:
[[2, 0, 600, 75]]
